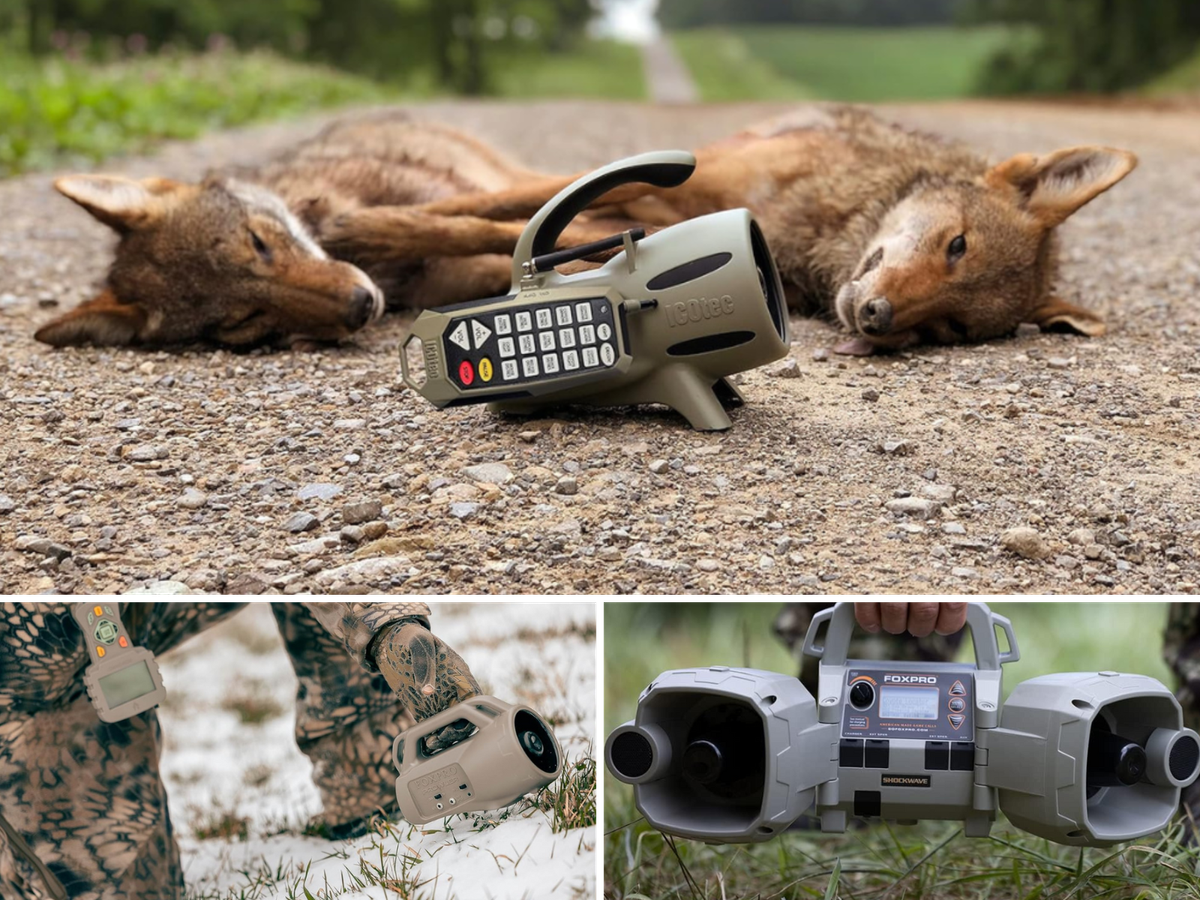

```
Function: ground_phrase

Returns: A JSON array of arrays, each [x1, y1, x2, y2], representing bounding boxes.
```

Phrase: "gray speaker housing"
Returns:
[[605, 666, 837, 843], [981, 672, 1200, 846]]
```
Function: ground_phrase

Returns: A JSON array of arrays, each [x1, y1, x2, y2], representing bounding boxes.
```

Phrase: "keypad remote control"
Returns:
[[441, 297, 619, 390]]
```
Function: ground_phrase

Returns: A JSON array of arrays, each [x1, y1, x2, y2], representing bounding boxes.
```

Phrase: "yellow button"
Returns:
[[94, 605, 103, 616], [96, 646, 105, 658], [478, 358, 493, 383]]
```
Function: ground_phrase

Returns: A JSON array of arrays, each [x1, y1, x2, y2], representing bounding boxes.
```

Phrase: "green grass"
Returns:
[[489, 38, 646, 100], [672, 25, 1016, 102], [1145, 49, 1200, 96], [0, 49, 402, 176], [605, 602, 1198, 899], [0, 40, 646, 177]]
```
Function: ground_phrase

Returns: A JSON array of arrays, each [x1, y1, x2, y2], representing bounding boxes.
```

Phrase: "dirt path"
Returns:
[[641, 37, 699, 103], [1, 99, 1197, 595]]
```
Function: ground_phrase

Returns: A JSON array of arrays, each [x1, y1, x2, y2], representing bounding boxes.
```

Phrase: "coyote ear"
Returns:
[[35, 292, 147, 347], [54, 175, 183, 232], [987, 147, 1137, 229], [1026, 296, 1106, 337]]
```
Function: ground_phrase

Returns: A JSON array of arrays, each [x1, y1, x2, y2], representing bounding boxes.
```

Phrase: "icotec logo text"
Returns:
[[666, 295, 735, 328], [883, 675, 938, 684]]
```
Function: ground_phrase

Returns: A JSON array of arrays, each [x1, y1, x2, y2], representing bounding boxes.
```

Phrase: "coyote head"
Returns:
[[36, 175, 384, 348], [833, 146, 1138, 354]]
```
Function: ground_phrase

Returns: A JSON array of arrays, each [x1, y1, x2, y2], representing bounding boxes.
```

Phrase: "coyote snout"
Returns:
[[36, 175, 383, 348]]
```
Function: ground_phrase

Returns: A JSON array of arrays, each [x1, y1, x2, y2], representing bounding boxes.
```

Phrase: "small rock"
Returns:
[[449, 502, 479, 520], [1056, 554, 1080, 571], [921, 483, 957, 502], [877, 439, 915, 455], [298, 483, 342, 502], [649, 459, 669, 475], [885, 498, 939, 519], [127, 444, 168, 462], [941, 522, 966, 535], [1047, 357, 1073, 369], [463, 463, 514, 485], [555, 475, 579, 495], [1015, 323, 1041, 337], [768, 358, 801, 379], [697, 559, 720, 572], [0, 495, 14, 514], [862, 388, 880, 402], [519, 431, 540, 443], [341, 525, 366, 544], [759, 554, 776, 570], [812, 348, 830, 362], [343, 453, 361, 465], [1001, 526, 1050, 560], [333, 418, 367, 431], [285, 512, 320, 533], [362, 521, 389, 540], [951, 566, 979, 579], [342, 499, 383, 524], [1068, 528, 1095, 545], [1083, 543, 1104, 560], [177, 488, 208, 510], [15, 536, 71, 561], [126, 580, 192, 595]]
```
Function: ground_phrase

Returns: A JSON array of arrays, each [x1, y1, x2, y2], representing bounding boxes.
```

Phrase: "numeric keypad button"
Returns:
[[522, 357, 540, 378], [562, 350, 580, 371], [582, 347, 599, 368], [536, 308, 553, 329], [579, 324, 596, 345], [518, 334, 536, 355], [498, 337, 516, 358], [493, 314, 512, 335], [516, 311, 533, 332], [555, 305, 573, 326], [558, 329, 576, 348], [501, 360, 519, 381], [538, 331, 556, 352], [543, 354, 560, 374], [575, 302, 593, 322]]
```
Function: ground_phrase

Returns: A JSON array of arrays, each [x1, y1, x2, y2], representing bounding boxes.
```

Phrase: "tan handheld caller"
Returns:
[[393, 695, 563, 825], [72, 603, 166, 723], [401, 151, 790, 431]]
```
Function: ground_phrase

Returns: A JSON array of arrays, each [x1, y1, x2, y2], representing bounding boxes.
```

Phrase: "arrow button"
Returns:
[[949, 680, 966, 696], [948, 714, 966, 730], [449, 321, 470, 350], [471, 319, 492, 349]]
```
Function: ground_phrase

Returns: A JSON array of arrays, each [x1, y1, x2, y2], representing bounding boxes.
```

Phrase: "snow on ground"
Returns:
[[155, 601, 596, 900]]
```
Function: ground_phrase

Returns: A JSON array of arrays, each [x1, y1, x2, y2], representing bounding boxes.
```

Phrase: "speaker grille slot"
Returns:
[[611, 732, 653, 778], [1170, 735, 1200, 781]]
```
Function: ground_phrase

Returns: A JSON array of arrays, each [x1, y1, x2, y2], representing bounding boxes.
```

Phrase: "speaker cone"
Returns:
[[684, 702, 765, 801], [515, 710, 558, 774], [610, 731, 654, 779], [1087, 718, 1146, 793]]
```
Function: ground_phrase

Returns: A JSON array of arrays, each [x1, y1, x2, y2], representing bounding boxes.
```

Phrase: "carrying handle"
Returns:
[[510, 150, 696, 289], [393, 695, 509, 774], [801, 602, 1019, 672]]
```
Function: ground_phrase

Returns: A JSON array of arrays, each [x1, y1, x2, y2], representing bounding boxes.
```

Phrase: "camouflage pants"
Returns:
[[0, 602, 424, 900]]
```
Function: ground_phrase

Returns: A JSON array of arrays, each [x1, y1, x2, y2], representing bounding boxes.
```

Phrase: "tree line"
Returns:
[[657, 0, 962, 30], [0, 0, 596, 92]]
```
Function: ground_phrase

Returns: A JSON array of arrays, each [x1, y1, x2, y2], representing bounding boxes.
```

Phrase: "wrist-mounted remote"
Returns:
[[72, 603, 166, 722]]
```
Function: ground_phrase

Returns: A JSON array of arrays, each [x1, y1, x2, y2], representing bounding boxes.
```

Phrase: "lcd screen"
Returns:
[[98, 661, 156, 707], [879, 686, 939, 720]]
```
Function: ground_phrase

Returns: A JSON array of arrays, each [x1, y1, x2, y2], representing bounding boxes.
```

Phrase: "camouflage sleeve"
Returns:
[[301, 601, 431, 671]]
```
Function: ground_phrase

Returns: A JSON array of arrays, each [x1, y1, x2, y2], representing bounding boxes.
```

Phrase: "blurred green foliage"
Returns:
[[0, 50, 397, 175], [968, 0, 1200, 94], [674, 25, 1014, 102], [0, 0, 598, 93], [658, 0, 963, 29]]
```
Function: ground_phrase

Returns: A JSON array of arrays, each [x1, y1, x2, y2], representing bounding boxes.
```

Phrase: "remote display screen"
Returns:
[[879, 686, 938, 720], [99, 661, 156, 706]]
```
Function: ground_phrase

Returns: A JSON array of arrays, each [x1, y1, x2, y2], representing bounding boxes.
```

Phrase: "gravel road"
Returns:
[[1, 99, 1197, 595]]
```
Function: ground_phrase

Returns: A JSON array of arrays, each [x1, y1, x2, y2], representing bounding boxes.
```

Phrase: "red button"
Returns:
[[119, 636, 128, 648], [458, 360, 475, 386]]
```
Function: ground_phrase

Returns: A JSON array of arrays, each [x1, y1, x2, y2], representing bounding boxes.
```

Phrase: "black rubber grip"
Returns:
[[530, 161, 694, 257], [532, 228, 645, 272]]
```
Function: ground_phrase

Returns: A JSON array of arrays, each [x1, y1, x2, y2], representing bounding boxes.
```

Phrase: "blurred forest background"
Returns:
[[2, 0, 1199, 175]]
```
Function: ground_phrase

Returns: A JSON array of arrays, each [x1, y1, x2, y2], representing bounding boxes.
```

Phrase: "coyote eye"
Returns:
[[947, 234, 967, 262], [250, 231, 273, 264]]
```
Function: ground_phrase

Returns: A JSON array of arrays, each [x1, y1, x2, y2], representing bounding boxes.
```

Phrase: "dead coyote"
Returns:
[[38, 106, 1136, 355]]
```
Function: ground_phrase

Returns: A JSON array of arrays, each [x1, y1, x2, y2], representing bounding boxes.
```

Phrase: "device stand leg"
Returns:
[[712, 376, 746, 409], [650, 367, 733, 431]]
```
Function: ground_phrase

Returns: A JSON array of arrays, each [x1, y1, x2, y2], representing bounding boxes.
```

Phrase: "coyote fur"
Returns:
[[37, 106, 1136, 354]]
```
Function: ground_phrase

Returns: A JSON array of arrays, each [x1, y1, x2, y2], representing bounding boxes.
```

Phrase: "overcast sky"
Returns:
[[592, 0, 660, 43]]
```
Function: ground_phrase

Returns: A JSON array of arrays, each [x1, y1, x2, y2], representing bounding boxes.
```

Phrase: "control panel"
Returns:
[[840, 664, 975, 742], [71, 603, 166, 723]]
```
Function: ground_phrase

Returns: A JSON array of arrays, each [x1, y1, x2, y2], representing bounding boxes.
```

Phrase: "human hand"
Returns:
[[853, 602, 968, 638], [374, 620, 482, 752]]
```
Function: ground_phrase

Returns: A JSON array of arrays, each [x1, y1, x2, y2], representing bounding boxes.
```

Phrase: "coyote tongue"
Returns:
[[834, 337, 877, 356]]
